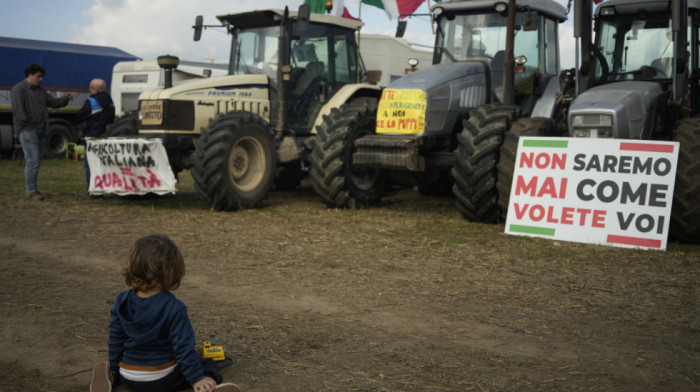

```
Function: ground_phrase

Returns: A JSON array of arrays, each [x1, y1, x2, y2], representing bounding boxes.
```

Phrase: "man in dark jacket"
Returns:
[[78, 78, 115, 198], [11, 63, 74, 200]]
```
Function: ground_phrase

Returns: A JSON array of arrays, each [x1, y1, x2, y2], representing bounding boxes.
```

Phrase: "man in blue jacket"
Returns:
[[78, 78, 115, 199]]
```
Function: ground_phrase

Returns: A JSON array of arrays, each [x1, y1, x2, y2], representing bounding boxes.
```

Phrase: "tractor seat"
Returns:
[[294, 61, 324, 95], [650, 57, 673, 78]]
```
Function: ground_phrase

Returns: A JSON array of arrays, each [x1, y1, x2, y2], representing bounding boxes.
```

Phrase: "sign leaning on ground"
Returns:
[[504, 138, 679, 250], [85, 138, 177, 196]]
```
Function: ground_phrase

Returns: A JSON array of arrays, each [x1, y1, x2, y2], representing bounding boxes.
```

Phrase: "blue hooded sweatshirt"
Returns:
[[77, 91, 115, 137], [108, 290, 205, 386]]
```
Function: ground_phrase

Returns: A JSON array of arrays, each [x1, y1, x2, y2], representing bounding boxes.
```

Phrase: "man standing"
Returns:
[[11, 63, 74, 200], [78, 78, 115, 199]]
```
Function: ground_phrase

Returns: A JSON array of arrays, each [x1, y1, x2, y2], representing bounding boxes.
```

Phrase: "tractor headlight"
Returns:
[[571, 114, 613, 138]]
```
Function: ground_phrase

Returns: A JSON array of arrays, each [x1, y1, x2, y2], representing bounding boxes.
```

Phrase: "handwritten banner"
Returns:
[[86, 138, 177, 196], [376, 89, 426, 134], [504, 138, 679, 250]]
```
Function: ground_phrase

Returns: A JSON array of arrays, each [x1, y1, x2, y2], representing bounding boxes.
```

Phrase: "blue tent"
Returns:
[[0, 36, 140, 91]]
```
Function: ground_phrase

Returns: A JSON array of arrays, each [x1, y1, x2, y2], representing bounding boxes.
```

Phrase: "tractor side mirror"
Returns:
[[296, 4, 311, 35], [396, 20, 407, 38], [523, 11, 538, 31], [193, 15, 203, 41]]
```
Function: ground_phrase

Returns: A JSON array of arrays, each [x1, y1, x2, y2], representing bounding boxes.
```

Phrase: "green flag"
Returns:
[[304, 0, 327, 14]]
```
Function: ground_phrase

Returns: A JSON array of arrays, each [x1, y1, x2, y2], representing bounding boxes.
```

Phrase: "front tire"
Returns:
[[309, 98, 388, 208], [670, 117, 700, 243], [191, 112, 277, 211], [451, 104, 520, 223], [105, 111, 138, 137], [497, 117, 560, 221]]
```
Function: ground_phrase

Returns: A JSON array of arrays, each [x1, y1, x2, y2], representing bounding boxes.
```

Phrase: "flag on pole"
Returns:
[[361, 0, 427, 20]]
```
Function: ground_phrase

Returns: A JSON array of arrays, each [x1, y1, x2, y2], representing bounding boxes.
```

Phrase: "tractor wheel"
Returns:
[[309, 97, 388, 208], [45, 121, 75, 158], [191, 112, 277, 211], [451, 103, 521, 223], [670, 117, 700, 243], [105, 111, 139, 137], [497, 117, 560, 221]]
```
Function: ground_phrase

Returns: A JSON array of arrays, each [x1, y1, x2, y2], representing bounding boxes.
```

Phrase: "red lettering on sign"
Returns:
[[512, 203, 606, 228], [515, 176, 567, 199]]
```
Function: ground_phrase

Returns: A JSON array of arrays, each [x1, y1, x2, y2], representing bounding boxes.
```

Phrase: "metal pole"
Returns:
[[427, 0, 435, 35], [503, 0, 516, 105]]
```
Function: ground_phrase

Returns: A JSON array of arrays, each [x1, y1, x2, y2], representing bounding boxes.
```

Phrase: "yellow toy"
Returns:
[[203, 333, 226, 362]]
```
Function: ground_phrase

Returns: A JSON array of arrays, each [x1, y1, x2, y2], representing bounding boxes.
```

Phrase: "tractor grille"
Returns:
[[460, 85, 487, 108]]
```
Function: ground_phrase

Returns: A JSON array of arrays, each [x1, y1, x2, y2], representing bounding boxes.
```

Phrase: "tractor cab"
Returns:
[[433, 0, 566, 113], [216, 9, 367, 133], [570, 0, 700, 139]]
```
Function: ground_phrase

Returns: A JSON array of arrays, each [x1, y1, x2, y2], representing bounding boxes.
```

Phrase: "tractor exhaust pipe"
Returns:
[[157, 55, 180, 89]]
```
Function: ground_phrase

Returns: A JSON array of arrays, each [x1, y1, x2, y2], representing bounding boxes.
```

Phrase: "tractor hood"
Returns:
[[568, 81, 664, 139], [139, 74, 269, 101], [378, 61, 490, 136], [387, 61, 489, 93]]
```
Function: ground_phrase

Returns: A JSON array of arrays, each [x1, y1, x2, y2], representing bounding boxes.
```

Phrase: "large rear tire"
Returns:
[[105, 111, 139, 137], [670, 117, 700, 243], [191, 112, 277, 211], [309, 98, 388, 208], [451, 103, 521, 223], [497, 117, 560, 221]]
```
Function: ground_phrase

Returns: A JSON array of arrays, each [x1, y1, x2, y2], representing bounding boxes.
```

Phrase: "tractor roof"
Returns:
[[217, 8, 364, 31], [433, 0, 567, 22], [594, 0, 700, 15]]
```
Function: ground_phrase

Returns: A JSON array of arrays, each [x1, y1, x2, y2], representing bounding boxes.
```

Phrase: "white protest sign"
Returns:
[[504, 138, 679, 250], [86, 138, 177, 196]]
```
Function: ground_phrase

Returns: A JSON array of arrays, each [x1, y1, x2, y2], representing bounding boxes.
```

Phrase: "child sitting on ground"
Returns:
[[90, 234, 240, 392]]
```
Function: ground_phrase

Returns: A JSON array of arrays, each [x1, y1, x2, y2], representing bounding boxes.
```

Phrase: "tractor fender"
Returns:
[[311, 83, 381, 134]]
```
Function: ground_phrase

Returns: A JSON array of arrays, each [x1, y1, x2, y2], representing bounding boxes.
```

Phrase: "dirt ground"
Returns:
[[0, 160, 698, 392]]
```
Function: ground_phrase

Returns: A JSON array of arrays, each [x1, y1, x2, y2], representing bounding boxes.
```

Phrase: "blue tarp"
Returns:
[[0, 36, 139, 91]]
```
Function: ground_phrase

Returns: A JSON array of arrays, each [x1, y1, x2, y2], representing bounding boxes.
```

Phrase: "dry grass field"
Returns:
[[0, 158, 698, 391]]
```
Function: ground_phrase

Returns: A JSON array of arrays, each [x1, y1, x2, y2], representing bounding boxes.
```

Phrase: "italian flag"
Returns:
[[362, 0, 429, 20], [305, 0, 431, 20]]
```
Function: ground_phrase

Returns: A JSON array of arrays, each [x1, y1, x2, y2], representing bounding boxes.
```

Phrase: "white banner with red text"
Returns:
[[86, 138, 177, 196]]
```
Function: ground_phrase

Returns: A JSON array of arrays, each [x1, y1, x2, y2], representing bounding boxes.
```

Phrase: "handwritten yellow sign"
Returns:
[[376, 89, 426, 134]]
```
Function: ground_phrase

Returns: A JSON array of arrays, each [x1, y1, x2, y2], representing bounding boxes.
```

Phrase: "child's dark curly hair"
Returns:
[[122, 234, 185, 293]]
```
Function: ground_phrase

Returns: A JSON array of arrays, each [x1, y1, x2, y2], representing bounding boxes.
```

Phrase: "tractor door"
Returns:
[[287, 24, 362, 132]]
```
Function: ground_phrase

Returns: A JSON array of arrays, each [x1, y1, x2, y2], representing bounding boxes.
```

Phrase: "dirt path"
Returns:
[[0, 176, 698, 391]]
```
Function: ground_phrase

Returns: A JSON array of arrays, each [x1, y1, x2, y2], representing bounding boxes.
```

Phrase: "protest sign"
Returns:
[[86, 138, 177, 196], [504, 138, 679, 250], [376, 89, 426, 134]]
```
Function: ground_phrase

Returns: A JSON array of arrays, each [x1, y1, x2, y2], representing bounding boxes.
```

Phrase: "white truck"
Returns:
[[111, 59, 228, 115], [358, 34, 433, 86]]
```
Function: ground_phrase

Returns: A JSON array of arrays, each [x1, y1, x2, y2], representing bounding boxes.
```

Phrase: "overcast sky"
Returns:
[[0, 0, 577, 68]]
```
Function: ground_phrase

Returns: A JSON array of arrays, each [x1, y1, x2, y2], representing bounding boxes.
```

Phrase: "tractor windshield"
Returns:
[[594, 14, 673, 81], [231, 26, 280, 82], [436, 10, 559, 100]]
